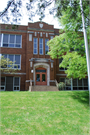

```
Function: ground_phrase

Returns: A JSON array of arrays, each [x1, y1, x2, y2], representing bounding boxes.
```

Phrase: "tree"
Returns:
[[0, 56, 18, 73], [47, 0, 89, 79], [0, 0, 89, 26]]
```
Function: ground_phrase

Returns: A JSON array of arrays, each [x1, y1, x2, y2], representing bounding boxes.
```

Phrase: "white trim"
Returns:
[[33, 63, 50, 86]]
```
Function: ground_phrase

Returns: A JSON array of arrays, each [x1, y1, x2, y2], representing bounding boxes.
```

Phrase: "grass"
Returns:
[[0, 91, 90, 135]]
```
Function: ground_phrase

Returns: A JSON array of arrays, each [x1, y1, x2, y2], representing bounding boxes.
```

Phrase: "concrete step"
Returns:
[[31, 86, 59, 91]]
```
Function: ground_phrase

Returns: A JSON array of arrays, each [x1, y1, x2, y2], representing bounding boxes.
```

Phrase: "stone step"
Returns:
[[31, 86, 59, 91]]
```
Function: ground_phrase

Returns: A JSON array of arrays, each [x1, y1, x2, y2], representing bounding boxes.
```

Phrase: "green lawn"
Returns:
[[0, 91, 89, 135]]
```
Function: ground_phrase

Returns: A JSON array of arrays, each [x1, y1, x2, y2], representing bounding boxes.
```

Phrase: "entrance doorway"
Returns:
[[36, 67, 47, 85]]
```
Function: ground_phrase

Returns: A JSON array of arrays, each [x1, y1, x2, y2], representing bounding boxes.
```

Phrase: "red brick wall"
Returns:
[[0, 22, 60, 91]]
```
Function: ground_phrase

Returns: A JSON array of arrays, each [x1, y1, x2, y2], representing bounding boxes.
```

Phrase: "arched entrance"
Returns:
[[33, 63, 50, 86], [36, 67, 47, 85]]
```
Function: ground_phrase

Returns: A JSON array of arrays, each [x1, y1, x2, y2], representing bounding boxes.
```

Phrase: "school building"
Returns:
[[0, 21, 88, 91]]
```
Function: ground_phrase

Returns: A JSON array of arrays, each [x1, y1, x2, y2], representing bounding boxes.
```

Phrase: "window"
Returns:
[[0, 34, 2, 47], [40, 32, 42, 37], [2, 54, 21, 69], [35, 32, 37, 36], [59, 58, 67, 71], [0, 77, 6, 91], [39, 38, 43, 55], [33, 38, 38, 54], [60, 78, 71, 90], [45, 39, 49, 54], [1, 34, 22, 48], [46, 33, 48, 37], [50, 36, 53, 39], [29, 34, 32, 41], [14, 77, 20, 91], [73, 78, 88, 90]]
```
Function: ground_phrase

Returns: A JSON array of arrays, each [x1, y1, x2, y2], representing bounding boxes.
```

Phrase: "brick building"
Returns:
[[0, 21, 88, 91]]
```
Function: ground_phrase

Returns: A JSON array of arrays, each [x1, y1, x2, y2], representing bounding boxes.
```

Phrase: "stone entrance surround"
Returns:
[[33, 63, 50, 86]]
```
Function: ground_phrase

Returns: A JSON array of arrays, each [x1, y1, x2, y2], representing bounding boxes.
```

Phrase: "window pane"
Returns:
[[50, 36, 53, 39], [36, 74, 40, 82], [34, 44, 37, 48], [34, 49, 37, 54], [0, 34, 2, 46], [29, 34, 32, 41], [78, 79, 82, 86], [34, 38, 37, 43], [0, 34, 1, 42], [1, 77, 5, 85], [83, 79, 88, 86], [39, 38, 43, 54], [2, 54, 7, 59], [15, 55, 20, 64], [42, 74, 45, 81], [40, 38, 43, 44], [10, 35, 15, 43], [9, 44, 14, 47], [40, 49, 43, 54], [73, 79, 77, 86], [33, 38, 37, 54], [16, 35, 21, 43], [3, 34, 9, 43], [14, 77, 19, 86], [9, 35, 15, 47], [45, 39, 49, 54], [8, 55, 14, 61], [60, 78, 65, 83]]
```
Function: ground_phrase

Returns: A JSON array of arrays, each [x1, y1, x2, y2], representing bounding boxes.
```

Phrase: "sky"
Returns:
[[0, 0, 61, 29]]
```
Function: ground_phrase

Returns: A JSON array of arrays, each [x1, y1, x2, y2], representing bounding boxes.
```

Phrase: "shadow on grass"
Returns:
[[71, 91, 89, 106]]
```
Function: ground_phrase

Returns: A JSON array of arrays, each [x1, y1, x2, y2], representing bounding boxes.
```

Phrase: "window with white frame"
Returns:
[[0, 34, 22, 48], [29, 34, 32, 41], [73, 78, 88, 90], [39, 38, 43, 55], [14, 77, 20, 91], [2, 54, 21, 69], [35, 32, 37, 36], [0, 77, 6, 91], [59, 58, 67, 71], [33, 38, 38, 54], [40, 32, 42, 37], [46, 33, 48, 37], [45, 39, 49, 54]]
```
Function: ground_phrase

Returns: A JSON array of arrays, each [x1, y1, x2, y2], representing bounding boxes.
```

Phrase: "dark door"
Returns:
[[6, 77, 13, 91]]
